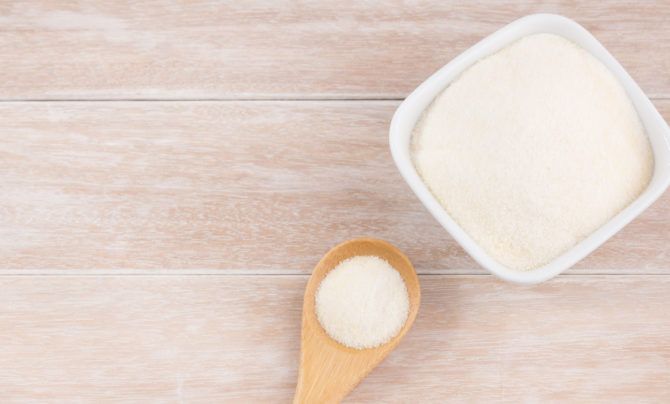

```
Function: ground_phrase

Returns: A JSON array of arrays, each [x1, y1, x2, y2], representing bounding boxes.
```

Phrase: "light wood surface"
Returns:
[[0, 1, 669, 99], [1, 1, 669, 402], [1, 275, 669, 403], [295, 238, 420, 403], [1, 101, 668, 274]]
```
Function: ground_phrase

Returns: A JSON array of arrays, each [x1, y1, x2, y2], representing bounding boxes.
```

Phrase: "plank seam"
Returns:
[[0, 270, 666, 276], [0, 97, 667, 102]]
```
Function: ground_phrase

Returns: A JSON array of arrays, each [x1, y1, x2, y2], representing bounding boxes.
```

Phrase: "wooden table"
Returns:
[[1, 1, 669, 402]]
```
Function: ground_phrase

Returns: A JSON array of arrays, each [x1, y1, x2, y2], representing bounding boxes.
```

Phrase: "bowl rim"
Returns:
[[389, 13, 670, 284]]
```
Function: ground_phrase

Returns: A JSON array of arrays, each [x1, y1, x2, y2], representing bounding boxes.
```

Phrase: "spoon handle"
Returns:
[[293, 319, 369, 404]]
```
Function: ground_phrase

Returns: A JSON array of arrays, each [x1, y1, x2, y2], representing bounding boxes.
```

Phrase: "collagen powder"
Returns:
[[315, 256, 409, 349], [412, 33, 654, 271]]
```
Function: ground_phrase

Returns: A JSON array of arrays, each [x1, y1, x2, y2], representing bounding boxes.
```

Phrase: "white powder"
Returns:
[[315, 256, 409, 349], [412, 33, 653, 271]]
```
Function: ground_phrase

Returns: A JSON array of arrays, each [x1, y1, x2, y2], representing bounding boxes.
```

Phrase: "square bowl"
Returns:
[[389, 13, 670, 284]]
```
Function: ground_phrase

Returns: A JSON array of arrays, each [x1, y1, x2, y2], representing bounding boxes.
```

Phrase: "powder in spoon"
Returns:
[[315, 255, 409, 350]]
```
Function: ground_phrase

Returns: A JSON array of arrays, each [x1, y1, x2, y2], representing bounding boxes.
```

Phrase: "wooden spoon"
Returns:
[[293, 238, 421, 404]]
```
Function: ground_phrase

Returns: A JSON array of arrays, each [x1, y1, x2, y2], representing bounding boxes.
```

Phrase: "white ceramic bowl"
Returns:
[[389, 13, 670, 284]]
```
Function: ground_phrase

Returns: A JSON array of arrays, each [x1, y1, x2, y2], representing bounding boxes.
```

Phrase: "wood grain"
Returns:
[[0, 1, 668, 99], [0, 275, 668, 403], [1, 101, 668, 273]]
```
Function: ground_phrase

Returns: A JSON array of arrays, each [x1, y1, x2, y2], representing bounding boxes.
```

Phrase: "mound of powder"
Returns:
[[412, 33, 653, 271], [315, 256, 409, 349]]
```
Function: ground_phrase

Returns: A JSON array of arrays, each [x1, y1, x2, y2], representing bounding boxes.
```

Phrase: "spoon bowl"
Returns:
[[293, 238, 421, 404]]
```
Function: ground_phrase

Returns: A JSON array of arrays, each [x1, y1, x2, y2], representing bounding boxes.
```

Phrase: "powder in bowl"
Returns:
[[411, 33, 654, 271], [315, 255, 410, 350]]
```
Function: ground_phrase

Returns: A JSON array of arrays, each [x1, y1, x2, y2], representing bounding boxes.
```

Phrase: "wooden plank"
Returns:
[[0, 275, 668, 402], [0, 1, 668, 99], [1, 101, 668, 273]]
